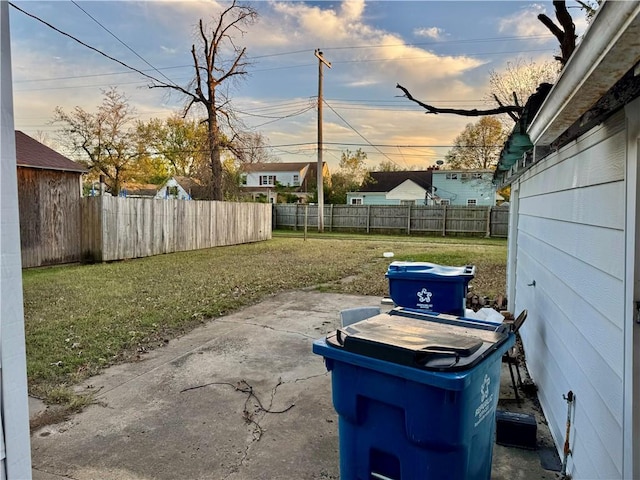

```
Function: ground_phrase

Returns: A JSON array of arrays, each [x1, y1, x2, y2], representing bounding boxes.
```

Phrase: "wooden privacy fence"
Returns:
[[273, 204, 509, 238], [82, 197, 272, 262]]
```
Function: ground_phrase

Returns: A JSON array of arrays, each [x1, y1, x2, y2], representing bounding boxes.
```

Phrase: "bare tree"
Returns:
[[485, 58, 559, 128], [537, 1, 576, 66], [152, 1, 257, 201], [233, 131, 279, 165], [398, 1, 578, 121]]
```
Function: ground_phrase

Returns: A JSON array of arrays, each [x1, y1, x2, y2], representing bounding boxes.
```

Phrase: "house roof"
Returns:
[[121, 183, 159, 197], [172, 176, 203, 190], [242, 162, 315, 173], [358, 170, 433, 193], [15, 131, 87, 173], [527, 1, 640, 146]]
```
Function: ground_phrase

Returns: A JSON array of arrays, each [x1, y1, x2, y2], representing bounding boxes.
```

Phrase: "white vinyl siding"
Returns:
[[514, 111, 626, 479]]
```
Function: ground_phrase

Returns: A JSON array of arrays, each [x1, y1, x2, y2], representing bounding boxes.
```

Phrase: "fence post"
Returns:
[[367, 205, 371, 234], [485, 206, 492, 238], [407, 204, 411, 235], [442, 205, 447, 237], [272, 204, 276, 230], [329, 204, 333, 232]]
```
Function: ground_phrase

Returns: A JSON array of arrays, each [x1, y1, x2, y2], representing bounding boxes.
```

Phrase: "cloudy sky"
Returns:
[[8, 1, 588, 171]]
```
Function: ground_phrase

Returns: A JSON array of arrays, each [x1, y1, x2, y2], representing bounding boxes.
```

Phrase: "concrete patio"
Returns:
[[30, 290, 561, 480]]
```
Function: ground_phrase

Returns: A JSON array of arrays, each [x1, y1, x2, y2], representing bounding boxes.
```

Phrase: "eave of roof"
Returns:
[[528, 1, 640, 146]]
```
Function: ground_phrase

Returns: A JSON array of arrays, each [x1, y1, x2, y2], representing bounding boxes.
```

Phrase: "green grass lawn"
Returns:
[[23, 233, 507, 408]]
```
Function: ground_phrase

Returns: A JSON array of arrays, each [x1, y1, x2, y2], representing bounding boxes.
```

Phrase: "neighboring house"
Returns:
[[346, 170, 433, 205], [155, 176, 202, 200], [494, 3, 640, 478], [15, 130, 87, 268], [241, 161, 329, 203], [430, 169, 496, 206]]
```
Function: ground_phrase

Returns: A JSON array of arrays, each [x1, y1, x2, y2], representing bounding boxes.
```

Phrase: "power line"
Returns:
[[323, 100, 403, 168], [8, 2, 166, 86], [70, 0, 179, 88]]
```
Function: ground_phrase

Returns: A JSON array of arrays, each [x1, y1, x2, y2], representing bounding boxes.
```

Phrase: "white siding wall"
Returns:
[[386, 179, 426, 203], [514, 111, 626, 479], [245, 171, 300, 187]]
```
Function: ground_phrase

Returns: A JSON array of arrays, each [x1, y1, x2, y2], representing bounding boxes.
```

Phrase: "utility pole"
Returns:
[[315, 49, 331, 232]]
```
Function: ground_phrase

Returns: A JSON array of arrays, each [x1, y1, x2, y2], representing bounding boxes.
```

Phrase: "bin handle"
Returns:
[[414, 347, 460, 368], [465, 265, 476, 276], [335, 329, 346, 346], [371, 472, 397, 480]]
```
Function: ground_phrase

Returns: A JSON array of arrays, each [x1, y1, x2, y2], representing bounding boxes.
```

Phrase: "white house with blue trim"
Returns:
[[346, 170, 434, 205], [495, 2, 640, 477], [155, 176, 199, 200]]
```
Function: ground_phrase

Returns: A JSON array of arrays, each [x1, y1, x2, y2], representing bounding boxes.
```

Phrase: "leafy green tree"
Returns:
[[136, 115, 209, 179], [445, 117, 507, 170], [325, 149, 370, 204], [339, 148, 369, 184]]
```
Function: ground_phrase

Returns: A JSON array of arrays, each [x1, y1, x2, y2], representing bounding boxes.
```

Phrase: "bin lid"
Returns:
[[326, 312, 507, 372], [386, 261, 475, 280]]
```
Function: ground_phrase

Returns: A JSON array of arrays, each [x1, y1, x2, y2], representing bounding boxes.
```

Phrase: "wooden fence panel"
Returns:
[[18, 169, 83, 267], [444, 206, 489, 235], [80, 197, 271, 262], [490, 206, 509, 238], [273, 204, 509, 237], [410, 206, 445, 234]]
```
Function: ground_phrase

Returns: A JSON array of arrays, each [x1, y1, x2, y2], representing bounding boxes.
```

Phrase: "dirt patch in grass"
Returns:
[[23, 235, 506, 410]]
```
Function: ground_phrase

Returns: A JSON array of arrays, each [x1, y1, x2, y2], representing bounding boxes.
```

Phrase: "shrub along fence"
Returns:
[[81, 196, 272, 262], [273, 204, 509, 238]]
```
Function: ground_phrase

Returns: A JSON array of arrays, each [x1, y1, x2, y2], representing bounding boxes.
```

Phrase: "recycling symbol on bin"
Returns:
[[417, 288, 433, 303], [480, 374, 491, 402]]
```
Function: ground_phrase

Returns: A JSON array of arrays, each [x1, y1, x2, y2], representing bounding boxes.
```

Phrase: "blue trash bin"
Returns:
[[312, 311, 514, 480], [385, 262, 475, 316]]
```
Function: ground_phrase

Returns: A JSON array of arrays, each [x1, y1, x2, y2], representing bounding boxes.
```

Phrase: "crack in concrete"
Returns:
[[215, 319, 316, 339], [293, 372, 330, 383], [32, 466, 79, 479]]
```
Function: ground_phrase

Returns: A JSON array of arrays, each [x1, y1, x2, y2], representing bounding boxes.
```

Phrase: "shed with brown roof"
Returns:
[[15, 131, 86, 267]]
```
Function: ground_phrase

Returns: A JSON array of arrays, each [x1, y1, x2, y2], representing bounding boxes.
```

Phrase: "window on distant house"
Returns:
[[168, 186, 179, 197], [292, 174, 300, 186], [467, 199, 477, 206], [351, 198, 363, 205], [472, 172, 483, 179], [445, 173, 458, 180], [460, 173, 470, 180], [241, 174, 247, 185], [260, 175, 276, 186], [440, 199, 450, 206]]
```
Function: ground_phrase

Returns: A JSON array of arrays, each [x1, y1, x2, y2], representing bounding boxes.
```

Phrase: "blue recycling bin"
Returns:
[[313, 311, 514, 480], [386, 262, 476, 316]]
